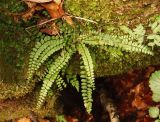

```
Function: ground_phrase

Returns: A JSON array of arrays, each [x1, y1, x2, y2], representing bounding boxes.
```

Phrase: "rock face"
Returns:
[[0, 0, 160, 120]]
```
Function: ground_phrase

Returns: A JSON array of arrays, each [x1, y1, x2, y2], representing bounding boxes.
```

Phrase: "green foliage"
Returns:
[[147, 17, 160, 48], [149, 107, 160, 118], [120, 24, 146, 44], [28, 24, 153, 113], [37, 47, 75, 109], [66, 73, 79, 92], [155, 119, 160, 122], [56, 115, 67, 122], [82, 31, 153, 55], [27, 36, 67, 81], [78, 43, 95, 113], [55, 75, 67, 91], [148, 106, 160, 121], [149, 71, 160, 102]]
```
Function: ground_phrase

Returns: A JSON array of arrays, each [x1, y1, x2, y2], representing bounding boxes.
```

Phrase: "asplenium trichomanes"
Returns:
[[27, 27, 153, 113]]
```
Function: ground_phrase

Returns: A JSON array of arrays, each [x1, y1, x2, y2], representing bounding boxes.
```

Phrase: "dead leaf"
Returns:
[[131, 83, 144, 95], [145, 67, 155, 78], [132, 95, 148, 110], [24, 1, 37, 8], [24, 0, 52, 3], [37, 18, 49, 28], [39, 22, 59, 35], [40, 28, 59, 35], [54, 0, 62, 5], [22, 7, 36, 21], [17, 118, 31, 122], [41, 2, 65, 19], [63, 15, 74, 27], [66, 116, 79, 122], [22, 2, 43, 21]]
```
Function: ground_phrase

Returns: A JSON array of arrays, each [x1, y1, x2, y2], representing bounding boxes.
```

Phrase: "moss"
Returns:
[[0, 86, 59, 121], [65, 0, 160, 27]]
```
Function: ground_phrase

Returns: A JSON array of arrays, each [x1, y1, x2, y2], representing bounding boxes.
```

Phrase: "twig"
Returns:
[[25, 18, 57, 30], [100, 88, 120, 122], [25, 12, 98, 31], [69, 15, 98, 24]]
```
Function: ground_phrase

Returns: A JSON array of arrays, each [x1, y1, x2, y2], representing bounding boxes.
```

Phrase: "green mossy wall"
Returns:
[[0, 0, 160, 121]]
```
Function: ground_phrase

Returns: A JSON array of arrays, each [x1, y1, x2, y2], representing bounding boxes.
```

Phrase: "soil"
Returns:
[[11, 65, 160, 122]]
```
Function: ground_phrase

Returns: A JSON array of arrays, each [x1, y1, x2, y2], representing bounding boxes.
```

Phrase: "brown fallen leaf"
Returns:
[[63, 15, 74, 27], [22, 0, 74, 30], [41, 1, 65, 19], [22, 1, 43, 21], [37, 18, 49, 28], [40, 28, 59, 35], [54, 0, 62, 5], [24, 0, 52, 3], [132, 95, 148, 110], [17, 117, 31, 122], [66, 116, 79, 122], [39, 22, 59, 35], [24, 1, 37, 8], [145, 66, 155, 78]]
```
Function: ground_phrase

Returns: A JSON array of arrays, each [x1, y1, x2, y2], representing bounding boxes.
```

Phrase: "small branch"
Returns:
[[66, 14, 98, 24], [25, 18, 57, 30], [100, 88, 120, 122], [73, 16, 98, 24]]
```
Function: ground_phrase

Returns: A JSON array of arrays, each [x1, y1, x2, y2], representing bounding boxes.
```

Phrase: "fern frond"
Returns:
[[36, 46, 75, 109], [77, 44, 95, 85], [55, 75, 67, 91], [82, 32, 153, 55], [77, 43, 95, 113], [149, 71, 160, 102], [120, 24, 145, 44], [66, 74, 79, 92], [80, 63, 94, 114], [149, 18, 160, 34], [27, 36, 66, 81], [37, 72, 59, 109]]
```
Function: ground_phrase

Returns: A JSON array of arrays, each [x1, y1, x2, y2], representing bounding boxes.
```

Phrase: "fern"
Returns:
[[28, 23, 154, 114], [147, 17, 160, 48], [66, 73, 79, 92], [77, 43, 95, 113], [149, 71, 160, 102], [120, 24, 145, 44], [149, 18, 160, 34], [36, 47, 74, 108], [82, 31, 153, 55], [55, 75, 67, 91], [27, 36, 66, 81]]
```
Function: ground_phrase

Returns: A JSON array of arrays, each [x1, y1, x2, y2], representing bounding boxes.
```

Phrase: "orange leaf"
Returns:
[[63, 15, 74, 27], [17, 118, 31, 122], [132, 96, 148, 110], [24, 0, 52, 3], [41, 2, 65, 19]]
